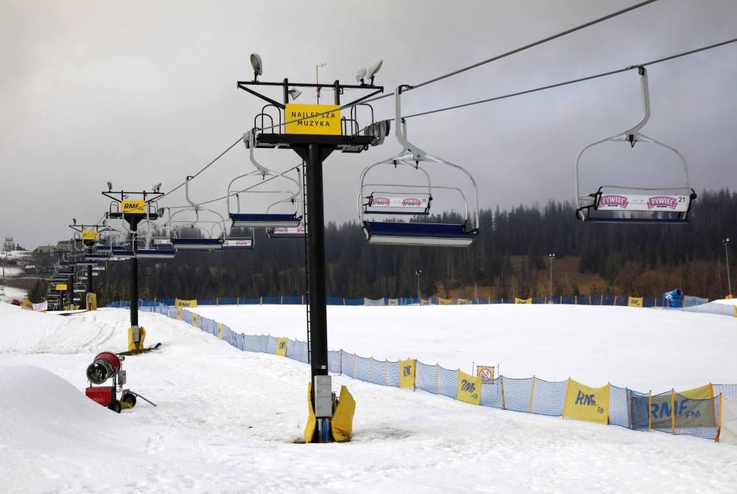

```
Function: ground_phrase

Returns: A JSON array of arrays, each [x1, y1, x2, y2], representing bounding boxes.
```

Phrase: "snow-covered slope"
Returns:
[[2, 302, 737, 493]]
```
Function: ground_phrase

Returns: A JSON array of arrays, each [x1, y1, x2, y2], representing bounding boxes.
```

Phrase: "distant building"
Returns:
[[55, 240, 73, 253], [34, 246, 56, 256], [24, 265, 37, 274]]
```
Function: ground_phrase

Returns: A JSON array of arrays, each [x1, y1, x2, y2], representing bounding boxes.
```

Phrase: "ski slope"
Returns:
[[2, 302, 737, 493]]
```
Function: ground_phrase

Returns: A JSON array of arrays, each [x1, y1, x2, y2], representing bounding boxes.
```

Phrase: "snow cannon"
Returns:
[[86, 352, 122, 385], [84, 351, 141, 413]]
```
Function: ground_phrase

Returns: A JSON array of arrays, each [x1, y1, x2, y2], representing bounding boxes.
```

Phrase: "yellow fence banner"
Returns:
[[437, 297, 453, 305], [515, 297, 532, 304], [563, 379, 610, 424], [276, 337, 288, 357], [175, 298, 198, 308], [387, 298, 399, 306], [650, 384, 715, 431], [191, 313, 199, 328], [476, 365, 495, 382], [217, 322, 223, 339], [399, 359, 416, 389], [734, 306, 737, 318], [628, 297, 644, 307], [456, 370, 481, 405], [176, 307, 183, 320], [457, 298, 469, 305]]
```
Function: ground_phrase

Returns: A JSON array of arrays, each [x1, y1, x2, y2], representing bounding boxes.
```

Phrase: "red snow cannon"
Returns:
[[85, 351, 132, 413], [86, 352, 122, 385]]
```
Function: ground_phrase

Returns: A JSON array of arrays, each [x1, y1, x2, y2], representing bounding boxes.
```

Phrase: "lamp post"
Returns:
[[415, 269, 422, 305], [548, 253, 555, 300], [724, 238, 732, 297], [315, 62, 327, 103]]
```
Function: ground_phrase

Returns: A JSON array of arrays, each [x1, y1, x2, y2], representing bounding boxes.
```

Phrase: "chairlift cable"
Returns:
[[402, 36, 737, 120], [252, 0, 659, 133], [159, 135, 244, 200], [164, 164, 303, 209], [410, 0, 658, 92]]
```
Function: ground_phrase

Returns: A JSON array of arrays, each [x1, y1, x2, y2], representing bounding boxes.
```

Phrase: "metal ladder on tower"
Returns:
[[302, 162, 311, 364]]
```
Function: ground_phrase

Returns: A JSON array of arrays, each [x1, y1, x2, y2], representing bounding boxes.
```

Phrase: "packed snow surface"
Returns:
[[2, 302, 737, 493]]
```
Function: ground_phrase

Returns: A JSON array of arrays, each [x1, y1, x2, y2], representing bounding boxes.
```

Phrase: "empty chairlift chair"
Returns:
[[169, 177, 226, 251], [267, 225, 307, 239], [221, 226, 255, 252], [134, 218, 175, 259], [227, 130, 303, 229], [358, 85, 479, 247], [575, 66, 696, 224]]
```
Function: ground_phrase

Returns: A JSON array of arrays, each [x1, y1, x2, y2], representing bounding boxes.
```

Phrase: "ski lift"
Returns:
[[169, 177, 225, 251], [221, 226, 255, 252], [358, 85, 479, 247], [575, 66, 696, 223], [267, 225, 307, 239], [227, 130, 303, 229], [134, 218, 175, 259], [74, 282, 87, 294]]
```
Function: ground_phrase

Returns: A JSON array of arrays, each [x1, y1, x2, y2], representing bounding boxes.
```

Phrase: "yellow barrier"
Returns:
[[563, 379, 610, 425], [276, 337, 288, 357], [456, 370, 481, 405], [399, 359, 416, 389]]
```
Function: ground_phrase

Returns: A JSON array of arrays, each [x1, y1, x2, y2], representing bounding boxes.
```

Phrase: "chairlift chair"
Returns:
[[267, 225, 307, 239], [227, 130, 303, 229], [358, 85, 479, 247], [168, 178, 226, 251], [575, 66, 696, 224], [134, 219, 175, 259], [220, 225, 255, 252]]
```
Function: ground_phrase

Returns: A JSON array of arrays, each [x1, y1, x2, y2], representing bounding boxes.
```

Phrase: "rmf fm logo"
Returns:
[[122, 200, 146, 214], [278, 341, 286, 350], [461, 379, 476, 394], [402, 365, 413, 377], [575, 390, 605, 414]]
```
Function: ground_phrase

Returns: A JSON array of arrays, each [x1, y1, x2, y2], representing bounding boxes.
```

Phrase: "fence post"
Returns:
[[500, 376, 506, 410], [436, 364, 440, 395], [562, 378, 571, 417], [671, 389, 676, 434], [717, 394, 723, 442], [528, 376, 536, 413], [648, 391, 652, 431]]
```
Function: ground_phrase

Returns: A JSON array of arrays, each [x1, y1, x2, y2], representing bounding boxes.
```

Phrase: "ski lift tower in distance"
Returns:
[[237, 54, 388, 443], [102, 184, 164, 351], [69, 221, 106, 310]]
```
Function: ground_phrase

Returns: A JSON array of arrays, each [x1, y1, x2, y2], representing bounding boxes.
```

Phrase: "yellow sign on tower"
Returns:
[[121, 200, 146, 215], [285, 104, 341, 135], [81, 230, 98, 241]]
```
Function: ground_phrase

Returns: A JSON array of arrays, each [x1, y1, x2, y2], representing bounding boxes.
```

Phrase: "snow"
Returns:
[[2, 301, 737, 493], [0, 284, 26, 303]]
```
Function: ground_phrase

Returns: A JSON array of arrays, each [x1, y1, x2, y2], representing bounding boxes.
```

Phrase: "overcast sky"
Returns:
[[1, 0, 736, 249]]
